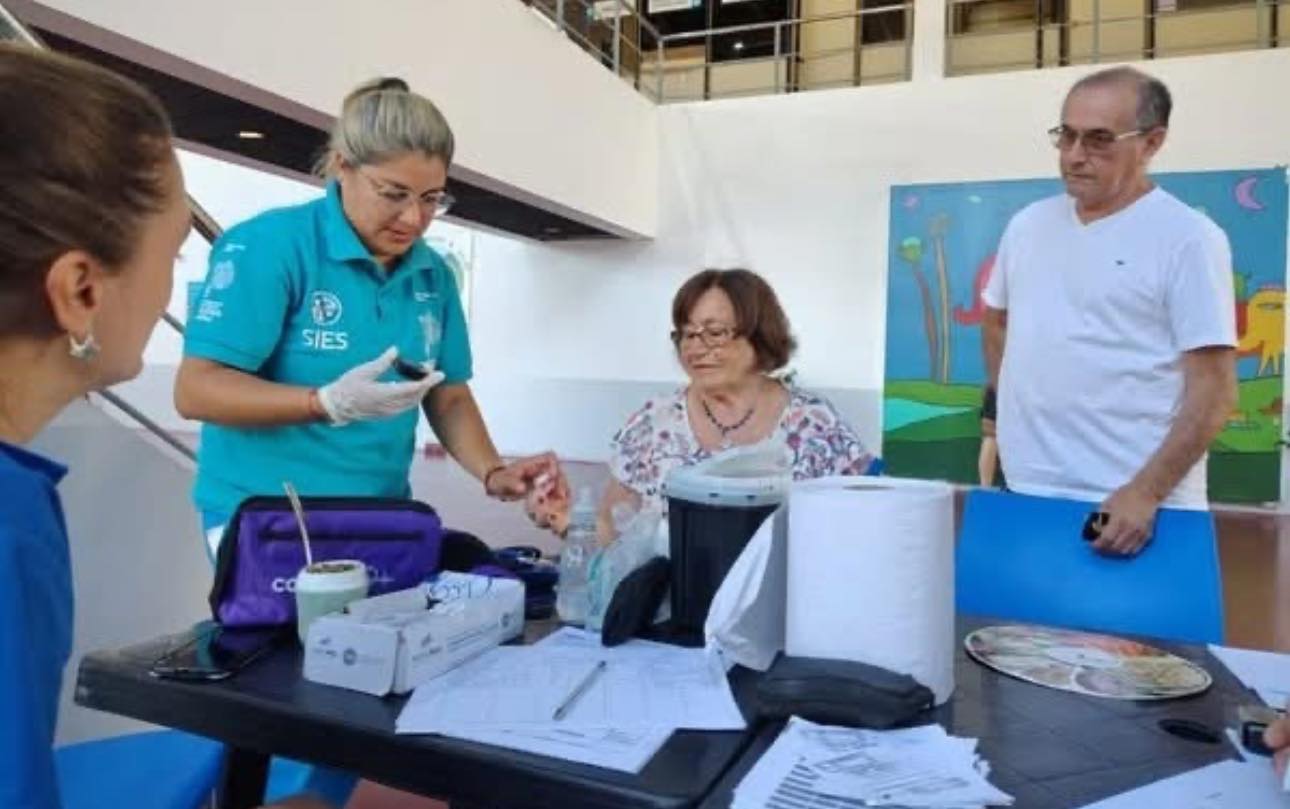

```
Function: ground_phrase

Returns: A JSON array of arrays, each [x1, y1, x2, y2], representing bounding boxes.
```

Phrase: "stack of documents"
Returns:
[[395, 627, 746, 773], [1209, 644, 1290, 708], [1077, 760, 1288, 808], [733, 717, 1014, 809]]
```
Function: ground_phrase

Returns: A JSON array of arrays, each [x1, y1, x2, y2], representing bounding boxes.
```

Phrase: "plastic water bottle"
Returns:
[[556, 487, 597, 625], [584, 547, 612, 633]]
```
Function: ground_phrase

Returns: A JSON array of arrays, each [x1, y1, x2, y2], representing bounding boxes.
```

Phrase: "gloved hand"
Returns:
[[317, 346, 444, 426]]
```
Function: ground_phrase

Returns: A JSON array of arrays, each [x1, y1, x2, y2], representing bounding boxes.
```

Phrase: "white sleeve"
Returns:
[[981, 221, 1013, 310], [1167, 222, 1237, 352]]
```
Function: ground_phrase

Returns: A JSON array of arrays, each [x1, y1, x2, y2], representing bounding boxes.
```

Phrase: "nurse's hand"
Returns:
[[486, 452, 565, 503], [317, 347, 443, 426]]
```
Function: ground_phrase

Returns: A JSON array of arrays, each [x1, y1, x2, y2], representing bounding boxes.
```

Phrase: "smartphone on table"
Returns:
[[149, 621, 288, 682]]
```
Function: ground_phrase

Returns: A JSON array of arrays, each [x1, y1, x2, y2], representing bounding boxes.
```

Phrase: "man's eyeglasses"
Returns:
[[1048, 125, 1145, 153], [359, 168, 455, 217], [671, 324, 738, 349]]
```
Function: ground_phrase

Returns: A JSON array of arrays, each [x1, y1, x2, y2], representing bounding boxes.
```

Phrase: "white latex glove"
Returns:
[[317, 346, 444, 426]]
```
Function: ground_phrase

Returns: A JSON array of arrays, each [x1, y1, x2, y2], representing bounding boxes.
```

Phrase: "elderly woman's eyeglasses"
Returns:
[[671, 324, 738, 349], [1047, 125, 1144, 153], [359, 168, 455, 217]]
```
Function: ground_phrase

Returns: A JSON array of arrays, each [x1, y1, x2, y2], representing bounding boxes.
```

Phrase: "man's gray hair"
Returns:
[[1068, 66, 1172, 130]]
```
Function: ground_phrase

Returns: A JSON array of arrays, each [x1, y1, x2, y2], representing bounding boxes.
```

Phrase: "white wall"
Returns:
[[118, 49, 1290, 466], [15, 0, 658, 238], [464, 49, 1290, 462]]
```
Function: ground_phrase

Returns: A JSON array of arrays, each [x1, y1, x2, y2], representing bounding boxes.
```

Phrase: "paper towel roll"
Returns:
[[785, 478, 955, 703], [704, 507, 787, 672]]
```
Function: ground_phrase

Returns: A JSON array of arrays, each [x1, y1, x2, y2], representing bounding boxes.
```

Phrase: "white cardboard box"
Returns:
[[304, 573, 524, 696]]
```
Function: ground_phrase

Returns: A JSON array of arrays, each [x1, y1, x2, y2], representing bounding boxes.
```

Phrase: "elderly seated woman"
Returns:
[[534, 268, 876, 535]]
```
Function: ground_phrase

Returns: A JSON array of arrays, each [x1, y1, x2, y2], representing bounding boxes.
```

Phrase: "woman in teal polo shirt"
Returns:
[[176, 78, 564, 551]]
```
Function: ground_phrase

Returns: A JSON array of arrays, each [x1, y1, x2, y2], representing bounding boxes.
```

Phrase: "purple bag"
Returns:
[[209, 496, 443, 628]]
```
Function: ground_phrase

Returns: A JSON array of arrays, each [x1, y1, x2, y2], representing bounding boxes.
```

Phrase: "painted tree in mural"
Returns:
[[929, 213, 952, 384], [897, 236, 940, 379]]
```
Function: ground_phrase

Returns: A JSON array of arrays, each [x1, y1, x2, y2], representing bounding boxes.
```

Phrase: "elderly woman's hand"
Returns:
[[526, 470, 571, 534]]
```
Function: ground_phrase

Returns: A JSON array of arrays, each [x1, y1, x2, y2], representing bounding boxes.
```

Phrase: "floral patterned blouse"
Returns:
[[610, 386, 874, 513]]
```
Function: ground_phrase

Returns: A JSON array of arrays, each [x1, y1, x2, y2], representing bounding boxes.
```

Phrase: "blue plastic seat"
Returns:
[[56, 730, 223, 809], [955, 489, 1224, 644], [55, 729, 325, 809]]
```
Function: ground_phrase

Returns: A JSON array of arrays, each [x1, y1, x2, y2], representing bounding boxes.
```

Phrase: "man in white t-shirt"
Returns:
[[982, 66, 1237, 556]]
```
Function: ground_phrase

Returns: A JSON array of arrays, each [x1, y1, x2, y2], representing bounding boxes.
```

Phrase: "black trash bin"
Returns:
[[663, 452, 788, 642]]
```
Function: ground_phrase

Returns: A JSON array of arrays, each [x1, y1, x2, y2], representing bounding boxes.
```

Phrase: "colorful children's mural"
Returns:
[[884, 168, 1289, 503]]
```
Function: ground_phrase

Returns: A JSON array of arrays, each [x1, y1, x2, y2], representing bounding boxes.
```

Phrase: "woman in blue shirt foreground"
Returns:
[[0, 44, 330, 809], [175, 77, 566, 558]]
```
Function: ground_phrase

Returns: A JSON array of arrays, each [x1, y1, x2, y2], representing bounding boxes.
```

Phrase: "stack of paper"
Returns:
[[1209, 644, 1290, 708], [733, 717, 1014, 809], [1077, 760, 1288, 808], [395, 627, 746, 773]]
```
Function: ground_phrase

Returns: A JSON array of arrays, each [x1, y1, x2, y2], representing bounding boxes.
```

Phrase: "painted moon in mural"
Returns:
[[1234, 176, 1265, 211]]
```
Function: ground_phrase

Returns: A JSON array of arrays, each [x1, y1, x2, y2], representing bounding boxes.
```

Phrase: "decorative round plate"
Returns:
[[965, 624, 1211, 700]]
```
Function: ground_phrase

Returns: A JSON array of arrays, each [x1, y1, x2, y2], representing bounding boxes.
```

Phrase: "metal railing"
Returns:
[[525, 0, 660, 92], [1, 1, 214, 461], [654, 7, 913, 102], [522, 0, 913, 102], [945, 0, 1285, 75]]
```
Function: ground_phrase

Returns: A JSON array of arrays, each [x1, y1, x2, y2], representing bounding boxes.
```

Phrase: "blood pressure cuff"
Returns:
[[756, 655, 935, 728]]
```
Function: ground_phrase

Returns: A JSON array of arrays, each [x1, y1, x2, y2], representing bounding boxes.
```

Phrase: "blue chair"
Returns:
[[56, 730, 223, 809], [955, 489, 1224, 644], [56, 729, 321, 809]]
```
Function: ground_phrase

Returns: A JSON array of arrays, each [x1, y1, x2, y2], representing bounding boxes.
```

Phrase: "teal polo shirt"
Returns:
[[185, 181, 472, 517]]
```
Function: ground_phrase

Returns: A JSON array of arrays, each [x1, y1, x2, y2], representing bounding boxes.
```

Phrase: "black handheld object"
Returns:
[[1082, 511, 1109, 542], [149, 622, 287, 682], [393, 357, 429, 381], [1241, 721, 1276, 756]]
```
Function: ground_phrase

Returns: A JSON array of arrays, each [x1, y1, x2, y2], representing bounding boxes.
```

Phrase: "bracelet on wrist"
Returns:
[[482, 463, 506, 496]]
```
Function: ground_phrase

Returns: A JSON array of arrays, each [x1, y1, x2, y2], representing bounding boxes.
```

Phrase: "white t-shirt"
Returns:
[[982, 187, 1235, 509]]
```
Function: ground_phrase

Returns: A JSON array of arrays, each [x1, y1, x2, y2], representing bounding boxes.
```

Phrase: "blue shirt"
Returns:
[[185, 182, 472, 516], [0, 440, 71, 809]]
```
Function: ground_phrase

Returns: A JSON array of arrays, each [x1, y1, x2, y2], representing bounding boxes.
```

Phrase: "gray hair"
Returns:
[[319, 77, 455, 175], [1068, 66, 1172, 130]]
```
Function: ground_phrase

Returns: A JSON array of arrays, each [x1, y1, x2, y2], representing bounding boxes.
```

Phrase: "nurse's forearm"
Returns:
[[423, 383, 502, 480], [175, 357, 321, 427]]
